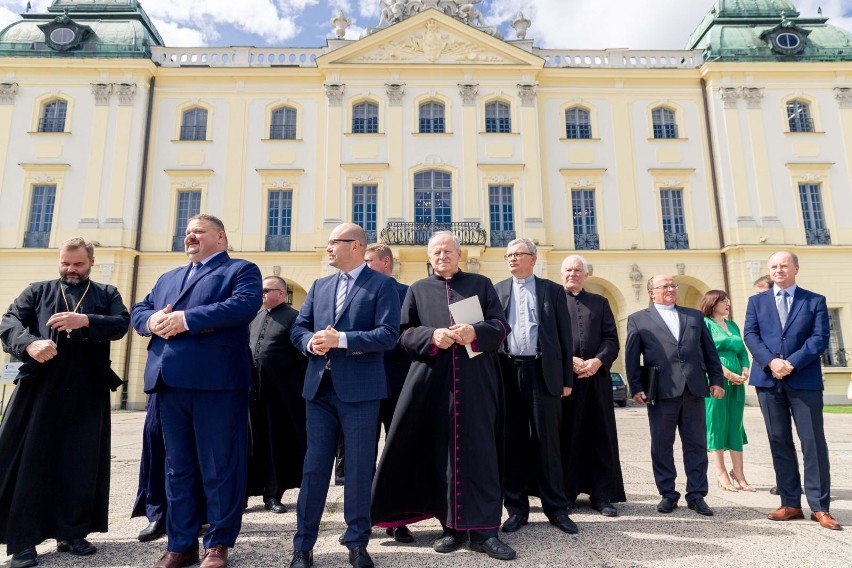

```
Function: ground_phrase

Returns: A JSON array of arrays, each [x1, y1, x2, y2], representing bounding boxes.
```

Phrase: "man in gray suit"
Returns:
[[625, 275, 725, 516], [494, 238, 577, 535]]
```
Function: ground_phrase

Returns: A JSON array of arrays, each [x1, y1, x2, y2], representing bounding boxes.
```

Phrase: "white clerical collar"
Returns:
[[513, 275, 534, 285], [654, 303, 677, 311]]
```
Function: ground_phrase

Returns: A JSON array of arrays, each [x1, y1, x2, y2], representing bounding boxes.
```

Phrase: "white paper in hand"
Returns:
[[448, 295, 484, 359]]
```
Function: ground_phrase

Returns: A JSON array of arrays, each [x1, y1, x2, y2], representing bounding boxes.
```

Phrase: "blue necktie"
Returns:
[[777, 290, 789, 327]]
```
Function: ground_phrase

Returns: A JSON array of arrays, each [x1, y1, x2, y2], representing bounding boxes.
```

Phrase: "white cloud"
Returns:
[[150, 18, 206, 47]]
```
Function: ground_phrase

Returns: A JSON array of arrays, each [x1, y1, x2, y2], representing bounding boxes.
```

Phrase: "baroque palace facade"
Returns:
[[1, 0, 851, 408]]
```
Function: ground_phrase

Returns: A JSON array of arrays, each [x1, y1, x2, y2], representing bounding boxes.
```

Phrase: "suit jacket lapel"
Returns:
[[676, 307, 688, 343], [783, 288, 805, 331], [647, 307, 679, 344], [334, 267, 371, 326], [175, 253, 228, 304]]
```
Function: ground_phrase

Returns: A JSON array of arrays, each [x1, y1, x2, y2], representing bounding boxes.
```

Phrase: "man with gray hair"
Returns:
[[559, 254, 625, 517], [494, 239, 578, 535]]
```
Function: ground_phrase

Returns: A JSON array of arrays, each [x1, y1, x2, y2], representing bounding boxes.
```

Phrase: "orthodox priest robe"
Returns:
[[0, 279, 129, 554], [561, 289, 626, 503], [371, 271, 509, 531]]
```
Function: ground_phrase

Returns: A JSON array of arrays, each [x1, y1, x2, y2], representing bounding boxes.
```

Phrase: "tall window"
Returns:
[[414, 170, 452, 225], [270, 106, 297, 140], [419, 102, 445, 133], [173, 191, 201, 251], [352, 185, 377, 243], [799, 183, 830, 245], [787, 100, 814, 133], [565, 107, 591, 139], [267, 190, 293, 251], [38, 100, 67, 133], [485, 101, 511, 133], [488, 185, 514, 247], [652, 107, 678, 139], [660, 188, 688, 249], [180, 108, 208, 141], [572, 189, 599, 250], [352, 102, 378, 134], [822, 309, 847, 367], [24, 185, 56, 248]]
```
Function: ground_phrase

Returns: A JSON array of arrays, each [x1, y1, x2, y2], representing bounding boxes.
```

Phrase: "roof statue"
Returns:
[[364, 0, 505, 39]]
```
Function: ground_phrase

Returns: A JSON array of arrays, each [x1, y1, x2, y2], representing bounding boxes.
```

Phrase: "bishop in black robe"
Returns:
[[0, 274, 129, 556], [561, 288, 626, 508], [371, 270, 509, 540]]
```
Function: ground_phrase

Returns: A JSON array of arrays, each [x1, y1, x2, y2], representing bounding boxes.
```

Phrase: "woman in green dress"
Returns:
[[699, 290, 755, 492]]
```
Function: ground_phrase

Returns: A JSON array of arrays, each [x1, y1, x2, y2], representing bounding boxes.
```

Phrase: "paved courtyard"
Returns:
[[2, 405, 851, 567]]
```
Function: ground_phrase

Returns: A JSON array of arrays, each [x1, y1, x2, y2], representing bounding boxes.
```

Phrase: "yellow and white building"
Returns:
[[1, 0, 850, 408]]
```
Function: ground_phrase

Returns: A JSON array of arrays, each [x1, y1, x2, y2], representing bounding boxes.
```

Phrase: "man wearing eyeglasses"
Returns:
[[246, 276, 308, 516], [625, 275, 725, 517], [289, 224, 401, 568], [494, 239, 578, 536]]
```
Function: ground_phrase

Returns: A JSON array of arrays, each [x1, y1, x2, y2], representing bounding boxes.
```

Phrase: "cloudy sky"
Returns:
[[1, 1, 849, 49]]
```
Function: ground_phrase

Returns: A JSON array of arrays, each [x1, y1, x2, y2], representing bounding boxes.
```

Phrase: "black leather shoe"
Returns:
[[348, 546, 374, 568], [385, 525, 414, 543], [770, 486, 779, 495], [657, 497, 678, 514], [550, 513, 579, 534], [591, 499, 618, 517], [289, 550, 313, 568], [470, 537, 517, 561], [138, 519, 167, 542], [335, 475, 345, 486], [10, 547, 38, 568], [57, 538, 97, 556], [432, 530, 468, 553], [501, 513, 528, 533], [687, 497, 714, 516], [264, 498, 287, 513], [339, 532, 346, 545]]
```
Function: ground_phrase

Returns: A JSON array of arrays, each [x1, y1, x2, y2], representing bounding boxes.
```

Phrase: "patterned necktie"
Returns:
[[516, 281, 530, 353], [335, 273, 348, 319], [778, 290, 789, 327], [187, 262, 199, 281]]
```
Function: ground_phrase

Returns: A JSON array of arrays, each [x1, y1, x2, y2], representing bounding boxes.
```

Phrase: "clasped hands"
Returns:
[[46, 311, 89, 335], [572, 356, 602, 378], [432, 324, 476, 349], [148, 304, 188, 339], [310, 325, 340, 356], [769, 358, 795, 380], [724, 367, 750, 386]]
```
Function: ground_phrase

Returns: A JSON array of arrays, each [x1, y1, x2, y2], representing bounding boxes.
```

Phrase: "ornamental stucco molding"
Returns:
[[353, 19, 506, 64], [517, 82, 537, 107], [835, 87, 852, 109], [324, 83, 345, 106], [115, 83, 137, 106], [719, 87, 740, 108], [385, 83, 405, 106], [458, 82, 479, 106], [0, 82, 18, 104], [91, 83, 113, 106], [741, 87, 764, 109]]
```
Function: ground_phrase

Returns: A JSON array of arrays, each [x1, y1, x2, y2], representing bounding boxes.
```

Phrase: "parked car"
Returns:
[[611, 371, 628, 407]]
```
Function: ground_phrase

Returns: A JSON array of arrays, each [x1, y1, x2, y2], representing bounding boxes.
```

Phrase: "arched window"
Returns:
[[419, 102, 445, 133], [414, 170, 452, 225], [485, 101, 511, 133], [651, 107, 678, 139], [180, 107, 208, 141], [270, 106, 297, 139], [787, 100, 814, 133], [565, 107, 591, 139], [352, 101, 378, 133], [39, 99, 67, 132]]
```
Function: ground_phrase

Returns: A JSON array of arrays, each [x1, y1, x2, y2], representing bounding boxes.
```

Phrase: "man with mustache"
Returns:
[[0, 237, 130, 568]]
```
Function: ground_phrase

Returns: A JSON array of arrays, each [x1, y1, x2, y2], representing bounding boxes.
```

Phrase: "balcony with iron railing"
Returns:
[[664, 232, 689, 250], [574, 233, 600, 250], [380, 222, 487, 246], [23, 231, 50, 248], [490, 230, 516, 248], [805, 228, 830, 245]]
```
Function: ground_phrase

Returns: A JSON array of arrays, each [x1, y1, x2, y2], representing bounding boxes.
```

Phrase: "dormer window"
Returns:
[[775, 32, 801, 50], [38, 15, 92, 52], [49, 27, 75, 46]]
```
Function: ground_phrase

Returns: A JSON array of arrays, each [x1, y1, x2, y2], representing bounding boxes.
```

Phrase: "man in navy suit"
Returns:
[[744, 251, 840, 530], [626, 275, 725, 517], [132, 214, 262, 568], [288, 223, 401, 568]]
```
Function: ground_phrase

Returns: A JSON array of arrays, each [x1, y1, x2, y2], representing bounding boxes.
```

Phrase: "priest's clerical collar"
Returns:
[[62, 278, 89, 289], [433, 269, 461, 281], [570, 290, 581, 296], [654, 302, 676, 311], [512, 275, 533, 285]]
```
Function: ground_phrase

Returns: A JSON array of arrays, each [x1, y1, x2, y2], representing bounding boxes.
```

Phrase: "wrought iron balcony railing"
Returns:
[[663, 232, 689, 250], [574, 232, 600, 250], [805, 228, 830, 245], [490, 230, 516, 248], [23, 231, 50, 248], [265, 235, 292, 252], [380, 222, 487, 246]]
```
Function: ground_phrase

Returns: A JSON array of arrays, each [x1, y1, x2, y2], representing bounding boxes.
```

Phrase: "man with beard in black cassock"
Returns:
[[372, 232, 516, 561], [246, 275, 308, 514], [560, 254, 626, 517], [0, 237, 130, 568]]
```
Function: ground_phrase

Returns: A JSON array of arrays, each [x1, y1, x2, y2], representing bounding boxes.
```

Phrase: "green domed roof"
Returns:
[[687, 0, 852, 61], [0, 0, 163, 58]]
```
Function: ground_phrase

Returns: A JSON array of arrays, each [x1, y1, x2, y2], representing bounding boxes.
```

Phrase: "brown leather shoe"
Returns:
[[811, 511, 843, 530], [151, 549, 200, 568], [767, 506, 804, 521], [200, 545, 228, 568]]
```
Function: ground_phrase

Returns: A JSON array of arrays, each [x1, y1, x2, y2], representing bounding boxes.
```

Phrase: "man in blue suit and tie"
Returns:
[[289, 223, 401, 568], [744, 251, 841, 530], [132, 214, 263, 568]]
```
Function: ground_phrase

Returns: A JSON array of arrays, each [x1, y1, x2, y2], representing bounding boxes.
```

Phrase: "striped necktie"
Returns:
[[777, 289, 789, 327], [335, 273, 349, 319]]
